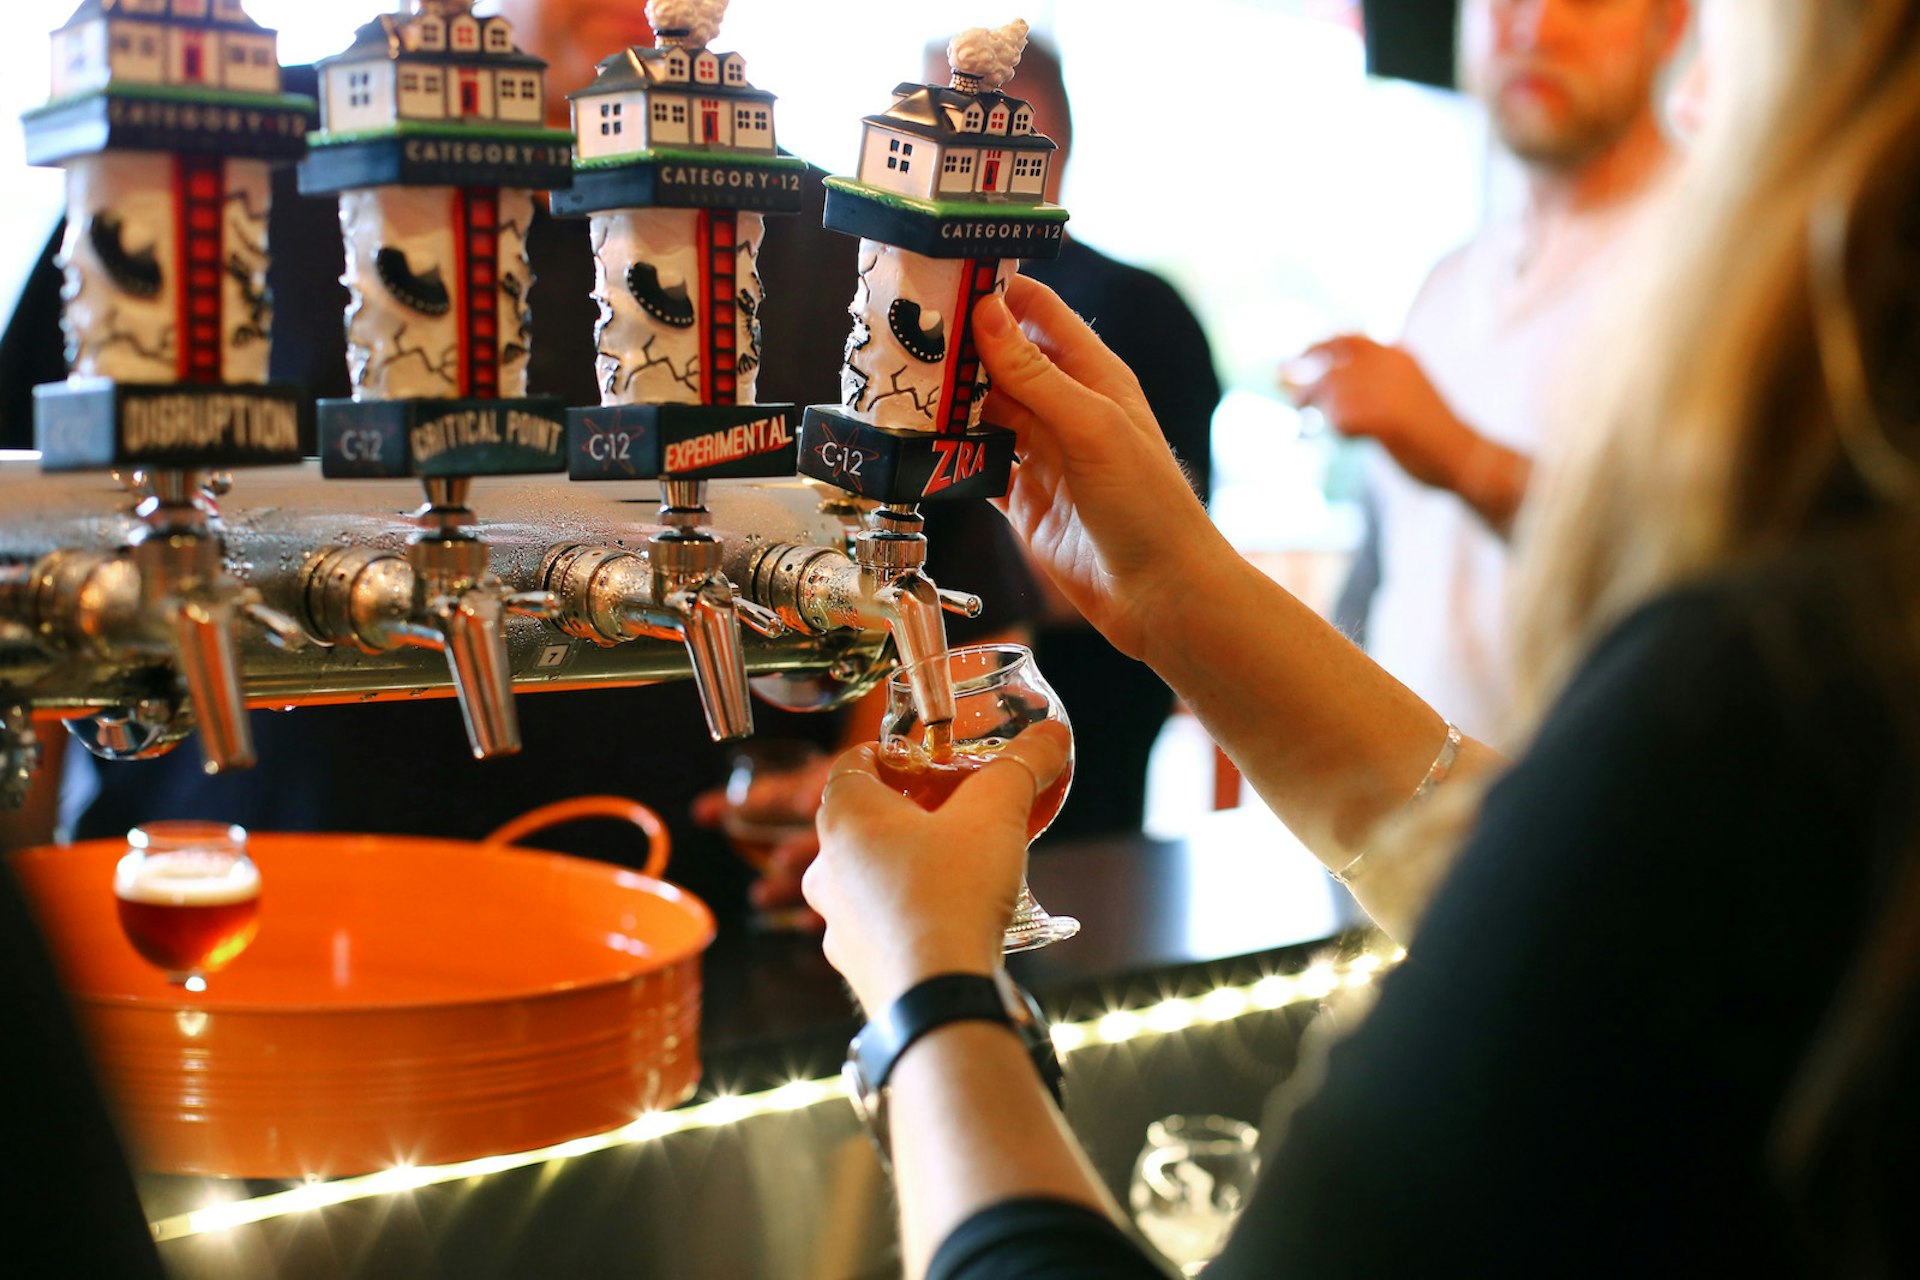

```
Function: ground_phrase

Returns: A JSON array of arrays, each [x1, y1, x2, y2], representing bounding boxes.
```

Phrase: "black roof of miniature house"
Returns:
[[864, 85, 1057, 151], [59, 0, 271, 33], [317, 15, 546, 71], [568, 45, 773, 102]]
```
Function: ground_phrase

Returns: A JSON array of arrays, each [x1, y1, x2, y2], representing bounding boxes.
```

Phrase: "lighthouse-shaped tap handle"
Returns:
[[23, 0, 318, 774], [542, 0, 806, 742], [297, 1, 576, 759], [796, 19, 1067, 505], [552, 0, 808, 486]]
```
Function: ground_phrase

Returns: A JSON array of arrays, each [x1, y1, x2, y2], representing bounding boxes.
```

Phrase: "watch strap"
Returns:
[[854, 973, 1015, 1095]]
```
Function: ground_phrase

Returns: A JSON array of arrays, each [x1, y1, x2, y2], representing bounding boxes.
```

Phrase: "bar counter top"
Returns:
[[144, 805, 1375, 1280]]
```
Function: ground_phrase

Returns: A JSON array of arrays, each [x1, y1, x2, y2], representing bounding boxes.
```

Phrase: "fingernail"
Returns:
[[974, 293, 1012, 339]]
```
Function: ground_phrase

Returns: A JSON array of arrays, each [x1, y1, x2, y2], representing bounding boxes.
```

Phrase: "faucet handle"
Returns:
[[936, 588, 983, 619], [166, 591, 256, 773], [502, 590, 561, 621], [238, 590, 312, 651], [732, 593, 787, 639]]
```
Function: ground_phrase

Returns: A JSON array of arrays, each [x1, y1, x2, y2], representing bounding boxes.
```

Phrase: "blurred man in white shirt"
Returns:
[[1293, 0, 1690, 745]]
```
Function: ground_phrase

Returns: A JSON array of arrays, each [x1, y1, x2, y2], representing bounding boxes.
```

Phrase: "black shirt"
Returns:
[[930, 560, 1919, 1277]]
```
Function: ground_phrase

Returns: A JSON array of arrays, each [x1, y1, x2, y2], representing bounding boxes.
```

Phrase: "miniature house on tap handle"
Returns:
[[551, 0, 807, 483], [798, 18, 1067, 505]]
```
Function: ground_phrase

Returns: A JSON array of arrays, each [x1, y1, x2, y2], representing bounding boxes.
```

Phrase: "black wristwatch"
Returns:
[[843, 970, 1064, 1164]]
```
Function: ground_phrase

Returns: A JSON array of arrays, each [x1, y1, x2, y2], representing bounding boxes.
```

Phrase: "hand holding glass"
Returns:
[[877, 643, 1079, 953]]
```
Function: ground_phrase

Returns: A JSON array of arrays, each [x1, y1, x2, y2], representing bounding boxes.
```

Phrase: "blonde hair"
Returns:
[[1491, 1, 1920, 1252]]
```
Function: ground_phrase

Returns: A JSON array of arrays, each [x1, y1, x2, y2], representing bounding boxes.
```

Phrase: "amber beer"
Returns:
[[876, 737, 1074, 841], [114, 844, 261, 980]]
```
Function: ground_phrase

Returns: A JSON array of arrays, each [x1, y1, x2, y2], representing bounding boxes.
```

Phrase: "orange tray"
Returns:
[[11, 798, 715, 1179]]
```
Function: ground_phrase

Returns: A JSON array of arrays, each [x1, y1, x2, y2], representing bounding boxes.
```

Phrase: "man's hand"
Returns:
[[1285, 335, 1531, 535]]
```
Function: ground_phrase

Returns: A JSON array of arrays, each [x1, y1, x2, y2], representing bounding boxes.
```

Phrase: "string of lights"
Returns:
[[148, 946, 1404, 1243]]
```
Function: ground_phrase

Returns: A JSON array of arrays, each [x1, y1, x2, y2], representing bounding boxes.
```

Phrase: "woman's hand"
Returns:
[[802, 720, 1072, 1014], [974, 276, 1229, 661]]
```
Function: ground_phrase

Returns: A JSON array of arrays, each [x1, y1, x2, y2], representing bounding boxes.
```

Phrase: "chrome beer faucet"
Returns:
[[745, 502, 982, 728], [10, 470, 307, 773], [303, 477, 557, 760], [545, 479, 784, 742]]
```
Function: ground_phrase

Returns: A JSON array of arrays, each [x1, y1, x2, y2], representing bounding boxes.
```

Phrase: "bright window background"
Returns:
[[1, 0, 1490, 547]]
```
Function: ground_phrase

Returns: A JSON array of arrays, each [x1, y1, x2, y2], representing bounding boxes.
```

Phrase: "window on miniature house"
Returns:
[[501, 79, 516, 99], [753, 110, 768, 130], [422, 72, 442, 93], [943, 154, 959, 173], [453, 23, 478, 51], [989, 108, 1007, 131], [668, 55, 686, 77], [724, 62, 743, 84], [522, 77, 538, 98], [140, 36, 157, 56], [889, 138, 900, 153], [402, 72, 418, 92], [485, 25, 511, 52], [1013, 109, 1032, 133], [671, 104, 686, 122], [902, 143, 913, 155], [251, 48, 270, 67], [417, 20, 442, 47], [652, 101, 669, 122], [228, 46, 246, 65], [613, 103, 622, 115]]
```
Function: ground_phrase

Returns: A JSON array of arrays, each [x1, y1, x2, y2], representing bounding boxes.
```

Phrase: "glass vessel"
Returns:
[[878, 643, 1079, 953], [113, 820, 260, 989]]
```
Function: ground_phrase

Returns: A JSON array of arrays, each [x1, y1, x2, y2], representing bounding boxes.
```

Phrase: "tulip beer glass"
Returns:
[[113, 821, 260, 987], [878, 643, 1079, 952]]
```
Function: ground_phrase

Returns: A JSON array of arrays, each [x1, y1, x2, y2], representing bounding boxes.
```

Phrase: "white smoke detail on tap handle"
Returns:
[[647, 0, 728, 47], [947, 19, 1030, 91]]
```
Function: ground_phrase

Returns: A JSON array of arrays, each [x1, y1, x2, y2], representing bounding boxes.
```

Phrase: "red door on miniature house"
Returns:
[[458, 69, 481, 117], [180, 32, 206, 84], [980, 150, 1004, 193], [699, 98, 721, 143]]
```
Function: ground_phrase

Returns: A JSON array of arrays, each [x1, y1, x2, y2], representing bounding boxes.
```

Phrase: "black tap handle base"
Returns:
[[34, 377, 309, 472], [797, 406, 1014, 504], [317, 397, 568, 479], [566, 402, 797, 481]]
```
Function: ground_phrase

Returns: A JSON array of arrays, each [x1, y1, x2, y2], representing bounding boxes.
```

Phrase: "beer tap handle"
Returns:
[[429, 589, 521, 760], [165, 591, 256, 774], [732, 594, 787, 639], [936, 588, 983, 619]]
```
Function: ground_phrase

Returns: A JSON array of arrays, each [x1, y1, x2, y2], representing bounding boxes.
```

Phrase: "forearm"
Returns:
[[1446, 431, 1532, 538], [888, 1022, 1123, 1278], [1139, 539, 1501, 940]]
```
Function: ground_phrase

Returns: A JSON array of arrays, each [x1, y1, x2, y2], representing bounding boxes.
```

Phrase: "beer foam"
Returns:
[[114, 851, 261, 906]]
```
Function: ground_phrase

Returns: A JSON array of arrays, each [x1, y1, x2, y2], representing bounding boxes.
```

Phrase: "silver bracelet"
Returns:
[[1331, 722, 1464, 887]]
